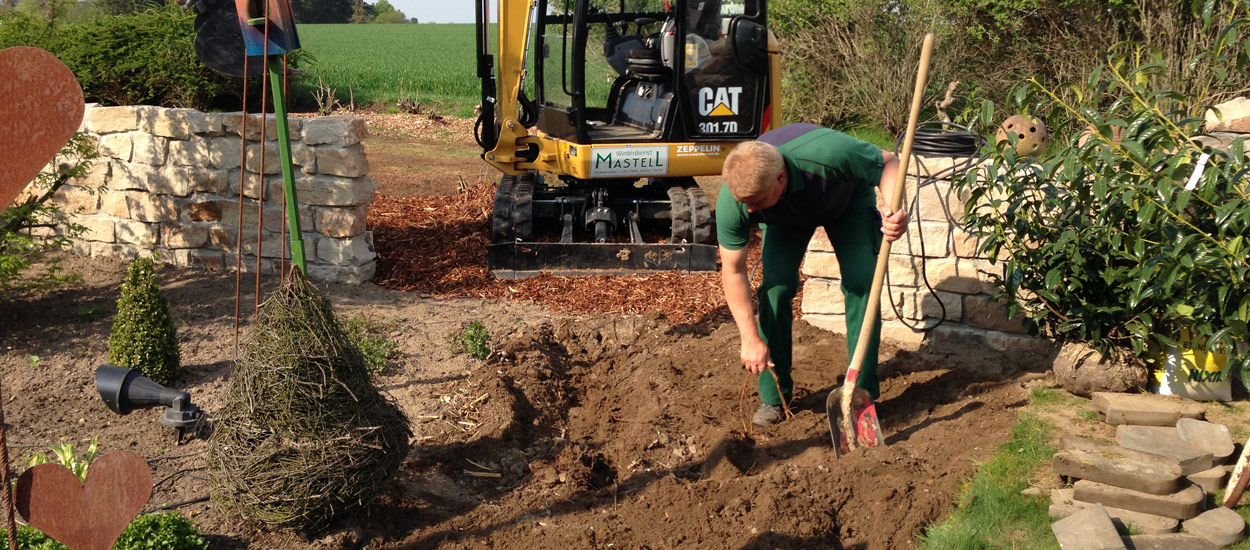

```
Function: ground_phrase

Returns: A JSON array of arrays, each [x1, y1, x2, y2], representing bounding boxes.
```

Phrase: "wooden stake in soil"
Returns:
[[1224, 437, 1250, 508], [0, 381, 16, 550]]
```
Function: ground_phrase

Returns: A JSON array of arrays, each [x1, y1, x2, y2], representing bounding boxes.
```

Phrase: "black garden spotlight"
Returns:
[[95, 364, 204, 443]]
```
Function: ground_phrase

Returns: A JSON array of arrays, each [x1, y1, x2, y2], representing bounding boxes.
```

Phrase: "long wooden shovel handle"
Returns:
[[843, 33, 935, 389]]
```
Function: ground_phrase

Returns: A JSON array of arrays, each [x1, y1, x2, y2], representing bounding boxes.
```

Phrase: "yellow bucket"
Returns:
[[1151, 336, 1231, 401]]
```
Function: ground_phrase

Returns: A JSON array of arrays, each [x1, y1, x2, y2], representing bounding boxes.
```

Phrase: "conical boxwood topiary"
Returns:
[[207, 269, 410, 534], [108, 257, 180, 385]]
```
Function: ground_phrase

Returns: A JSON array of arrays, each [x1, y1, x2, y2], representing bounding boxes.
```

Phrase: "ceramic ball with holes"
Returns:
[[996, 114, 1050, 156]]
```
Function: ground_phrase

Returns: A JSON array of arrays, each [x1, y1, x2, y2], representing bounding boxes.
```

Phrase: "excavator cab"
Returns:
[[476, 0, 779, 276]]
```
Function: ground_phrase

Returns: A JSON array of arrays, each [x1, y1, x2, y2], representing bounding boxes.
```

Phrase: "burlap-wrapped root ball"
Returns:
[[207, 270, 410, 534]]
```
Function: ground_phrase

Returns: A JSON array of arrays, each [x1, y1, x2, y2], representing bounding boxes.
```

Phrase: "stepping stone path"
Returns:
[[1049, 393, 1246, 548]]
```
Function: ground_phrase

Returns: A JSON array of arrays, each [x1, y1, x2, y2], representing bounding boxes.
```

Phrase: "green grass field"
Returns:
[[296, 24, 482, 116], [292, 23, 894, 143]]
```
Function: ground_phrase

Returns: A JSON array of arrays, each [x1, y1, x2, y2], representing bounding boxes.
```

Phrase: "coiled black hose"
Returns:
[[886, 121, 988, 333]]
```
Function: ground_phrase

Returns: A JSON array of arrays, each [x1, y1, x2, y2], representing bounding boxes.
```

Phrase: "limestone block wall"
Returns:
[[799, 155, 1045, 353], [49, 105, 375, 283]]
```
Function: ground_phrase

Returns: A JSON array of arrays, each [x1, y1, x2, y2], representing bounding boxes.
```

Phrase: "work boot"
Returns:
[[753, 403, 785, 426]]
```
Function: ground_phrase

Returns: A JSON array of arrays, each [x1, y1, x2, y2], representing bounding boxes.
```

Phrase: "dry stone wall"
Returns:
[[49, 105, 375, 283]]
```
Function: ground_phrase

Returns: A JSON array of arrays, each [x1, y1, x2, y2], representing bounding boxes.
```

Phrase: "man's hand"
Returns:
[[740, 336, 773, 374], [880, 207, 909, 242]]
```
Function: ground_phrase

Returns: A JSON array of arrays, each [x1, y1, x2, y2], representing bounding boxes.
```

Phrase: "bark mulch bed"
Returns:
[[368, 181, 777, 326]]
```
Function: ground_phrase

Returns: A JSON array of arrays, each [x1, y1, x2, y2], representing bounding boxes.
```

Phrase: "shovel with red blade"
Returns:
[[827, 33, 936, 457]]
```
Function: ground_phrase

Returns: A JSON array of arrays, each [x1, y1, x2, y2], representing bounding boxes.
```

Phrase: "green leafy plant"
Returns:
[[956, 2, 1250, 365], [27, 437, 99, 481], [112, 512, 208, 550], [341, 314, 399, 375], [450, 320, 492, 360], [108, 257, 181, 385], [0, 512, 207, 550], [27, 355, 41, 368], [0, 132, 101, 295]]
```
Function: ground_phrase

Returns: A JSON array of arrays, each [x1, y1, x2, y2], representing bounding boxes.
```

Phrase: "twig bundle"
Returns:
[[207, 270, 410, 534]]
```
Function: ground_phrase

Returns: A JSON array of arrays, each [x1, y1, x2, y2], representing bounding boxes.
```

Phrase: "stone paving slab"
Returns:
[[1176, 418, 1235, 464], [1093, 393, 1205, 426], [1181, 506, 1247, 547], [1057, 435, 1184, 492], [1051, 489, 1180, 534], [1117, 425, 1214, 475], [1186, 466, 1228, 493], [1120, 534, 1219, 550], [1054, 448, 1183, 495], [1053, 504, 1129, 550], [1074, 479, 1205, 520], [1061, 436, 1185, 474]]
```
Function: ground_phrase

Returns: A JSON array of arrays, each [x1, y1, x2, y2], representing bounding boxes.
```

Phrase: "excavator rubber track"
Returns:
[[487, 172, 717, 277]]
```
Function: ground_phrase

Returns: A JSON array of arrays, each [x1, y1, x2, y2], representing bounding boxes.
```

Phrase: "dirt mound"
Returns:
[[376, 316, 1034, 549]]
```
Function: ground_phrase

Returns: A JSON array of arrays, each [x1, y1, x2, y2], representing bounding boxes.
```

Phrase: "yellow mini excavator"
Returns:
[[475, 0, 781, 275]]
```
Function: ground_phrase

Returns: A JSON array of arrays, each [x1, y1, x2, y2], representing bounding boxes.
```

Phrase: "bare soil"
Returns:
[[0, 113, 1056, 549]]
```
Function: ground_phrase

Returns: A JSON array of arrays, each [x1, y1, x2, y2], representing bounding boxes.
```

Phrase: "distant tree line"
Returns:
[[289, 0, 410, 23], [773, 0, 1249, 134], [0, 0, 418, 23]]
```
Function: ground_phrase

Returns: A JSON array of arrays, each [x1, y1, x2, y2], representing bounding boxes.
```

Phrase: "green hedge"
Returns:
[[0, 4, 238, 110], [56, 6, 234, 108]]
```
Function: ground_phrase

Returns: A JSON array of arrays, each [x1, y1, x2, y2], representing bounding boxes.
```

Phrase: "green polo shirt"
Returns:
[[716, 124, 885, 250]]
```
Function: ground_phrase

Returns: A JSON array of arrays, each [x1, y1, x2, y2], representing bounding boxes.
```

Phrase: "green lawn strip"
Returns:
[[842, 126, 896, 151], [916, 410, 1058, 550]]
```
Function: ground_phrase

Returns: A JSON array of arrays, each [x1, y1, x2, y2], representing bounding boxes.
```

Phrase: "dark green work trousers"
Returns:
[[757, 191, 883, 406]]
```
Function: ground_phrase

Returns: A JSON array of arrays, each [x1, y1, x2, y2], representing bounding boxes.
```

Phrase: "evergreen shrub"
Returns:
[[108, 257, 181, 385]]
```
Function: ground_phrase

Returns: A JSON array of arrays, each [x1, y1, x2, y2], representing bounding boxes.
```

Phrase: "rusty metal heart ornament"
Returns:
[[0, 46, 85, 210], [15, 451, 153, 550]]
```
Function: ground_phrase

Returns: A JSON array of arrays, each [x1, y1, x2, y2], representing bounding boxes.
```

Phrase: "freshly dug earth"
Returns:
[[0, 113, 1044, 549], [381, 318, 1037, 550], [0, 255, 1037, 549]]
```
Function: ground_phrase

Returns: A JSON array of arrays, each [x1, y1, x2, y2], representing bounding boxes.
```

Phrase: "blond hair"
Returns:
[[723, 141, 784, 201]]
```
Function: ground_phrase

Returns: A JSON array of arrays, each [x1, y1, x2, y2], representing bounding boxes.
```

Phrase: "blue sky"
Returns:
[[388, 0, 475, 23]]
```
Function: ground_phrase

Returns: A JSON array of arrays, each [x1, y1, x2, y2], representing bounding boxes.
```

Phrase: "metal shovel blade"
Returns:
[[826, 386, 884, 458]]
